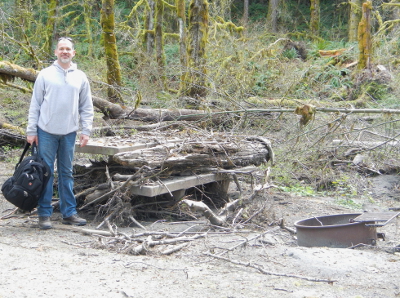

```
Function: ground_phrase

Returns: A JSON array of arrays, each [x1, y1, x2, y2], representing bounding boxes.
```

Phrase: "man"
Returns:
[[27, 37, 94, 230]]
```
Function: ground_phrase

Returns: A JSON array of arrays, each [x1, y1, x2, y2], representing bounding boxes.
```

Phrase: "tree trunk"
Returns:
[[267, 0, 279, 33], [112, 135, 273, 175], [92, 96, 127, 119], [92, 95, 226, 122], [185, 0, 209, 100], [358, 1, 372, 70], [101, 0, 124, 104], [44, 0, 58, 56], [83, 0, 94, 57], [348, 0, 362, 42], [176, 0, 189, 95], [0, 61, 225, 122], [155, 0, 166, 89], [0, 61, 39, 82], [145, 0, 155, 54], [243, 0, 249, 26], [310, 0, 320, 36]]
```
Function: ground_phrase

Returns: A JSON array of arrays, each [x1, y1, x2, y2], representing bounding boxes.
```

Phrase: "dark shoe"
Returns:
[[62, 214, 87, 226], [39, 216, 52, 230]]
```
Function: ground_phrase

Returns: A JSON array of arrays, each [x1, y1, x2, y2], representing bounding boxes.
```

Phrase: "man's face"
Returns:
[[55, 40, 75, 64]]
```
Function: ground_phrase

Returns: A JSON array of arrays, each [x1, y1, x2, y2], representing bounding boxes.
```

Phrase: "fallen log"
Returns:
[[0, 61, 38, 82], [0, 128, 25, 147], [112, 134, 273, 175], [2, 60, 400, 124]]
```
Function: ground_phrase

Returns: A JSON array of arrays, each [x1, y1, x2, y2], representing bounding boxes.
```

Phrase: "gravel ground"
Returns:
[[1, 162, 400, 298]]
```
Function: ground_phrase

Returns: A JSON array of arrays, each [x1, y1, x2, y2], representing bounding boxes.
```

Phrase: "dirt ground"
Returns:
[[1, 160, 400, 298]]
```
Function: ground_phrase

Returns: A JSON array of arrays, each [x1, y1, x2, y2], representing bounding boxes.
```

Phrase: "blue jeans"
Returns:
[[37, 128, 77, 218]]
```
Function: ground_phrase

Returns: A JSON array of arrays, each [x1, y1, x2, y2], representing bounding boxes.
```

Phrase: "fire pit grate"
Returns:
[[352, 212, 400, 227]]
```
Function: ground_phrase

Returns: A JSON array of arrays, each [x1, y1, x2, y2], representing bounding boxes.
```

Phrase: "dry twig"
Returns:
[[204, 252, 336, 284]]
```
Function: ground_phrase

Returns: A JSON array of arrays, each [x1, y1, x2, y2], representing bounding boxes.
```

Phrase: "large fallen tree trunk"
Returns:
[[112, 135, 273, 175], [0, 61, 39, 82], [4, 61, 399, 124], [0, 62, 230, 121], [93, 95, 226, 122]]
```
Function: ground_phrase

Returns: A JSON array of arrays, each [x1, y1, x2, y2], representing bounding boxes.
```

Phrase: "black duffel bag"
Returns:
[[1, 142, 51, 211]]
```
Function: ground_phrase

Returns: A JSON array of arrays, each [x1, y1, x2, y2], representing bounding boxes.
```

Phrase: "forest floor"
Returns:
[[1, 158, 400, 298]]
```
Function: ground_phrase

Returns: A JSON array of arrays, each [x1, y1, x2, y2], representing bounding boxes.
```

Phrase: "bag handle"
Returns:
[[30, 142, 39, 157], [16, 142, 39, 166]]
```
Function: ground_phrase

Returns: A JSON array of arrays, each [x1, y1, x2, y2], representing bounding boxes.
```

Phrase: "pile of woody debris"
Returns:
[[72, 129, 274, 227]]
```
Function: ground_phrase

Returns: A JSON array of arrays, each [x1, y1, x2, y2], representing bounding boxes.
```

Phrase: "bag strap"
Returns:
[[17, 142, 31, 165], [15, 142, 39, 167]]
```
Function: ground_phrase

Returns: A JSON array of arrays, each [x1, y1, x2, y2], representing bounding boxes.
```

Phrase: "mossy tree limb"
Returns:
[[0, 61, 38, 82], [101, 0, 124, 104]]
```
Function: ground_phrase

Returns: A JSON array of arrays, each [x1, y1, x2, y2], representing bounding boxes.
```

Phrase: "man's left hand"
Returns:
[[80, 134, 90, 147]]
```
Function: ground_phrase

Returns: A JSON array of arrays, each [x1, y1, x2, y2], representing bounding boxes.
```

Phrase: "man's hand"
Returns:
[[27, 135, 38, 145], [79, 134, 90, 147]]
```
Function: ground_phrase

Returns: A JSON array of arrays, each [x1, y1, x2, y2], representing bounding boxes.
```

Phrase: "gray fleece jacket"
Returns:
[[27, 61, 93, 136]]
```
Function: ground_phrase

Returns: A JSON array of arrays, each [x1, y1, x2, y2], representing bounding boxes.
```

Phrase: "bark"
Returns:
[[92, 96, 127, 119], [92, 97, 226, 122], [83, 0, 95, 57], [181, 199, 225, 225], [310, 0, 320, 36], [266, 0, 279, 33], [112, 135, 273, 175], [348, 0, 362, 42], [0, 62, 224, 122], [0, 127, 26, 147], [358, 1, 372, 70], [145, 0, 155, 54], [0, 122, 26, 135], [101, 0, 124, 104], [154, 0, 166, 89], [0, 61, 39, 82], [176, 0, 189, 95], [44, 0, 58, 56], [185, 0, 209, 99], [243, 0, 249, 26]]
